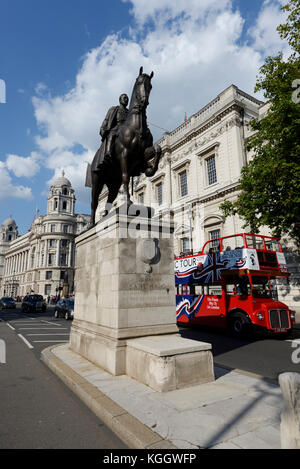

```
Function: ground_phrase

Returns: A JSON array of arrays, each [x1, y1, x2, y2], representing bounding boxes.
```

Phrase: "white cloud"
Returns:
[[248, 0, 290, 56], [30, 0, 289, 207], [5, 152, 41, 178], [0, 162, 33, 201], [122, 0, 232, 27]]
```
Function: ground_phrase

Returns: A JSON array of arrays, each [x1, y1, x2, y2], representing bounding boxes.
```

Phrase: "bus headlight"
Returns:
[[290, 311, 295, 321], [257, 313, 264, 320]]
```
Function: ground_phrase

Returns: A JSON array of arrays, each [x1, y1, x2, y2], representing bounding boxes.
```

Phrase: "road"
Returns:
[[180, 322, 300, 381], [1, 305, 299, 448], [0, 306, 127, 449]]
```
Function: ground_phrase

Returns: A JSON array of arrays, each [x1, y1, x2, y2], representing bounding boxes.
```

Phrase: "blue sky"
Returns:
[[0, 0, 288, 234]]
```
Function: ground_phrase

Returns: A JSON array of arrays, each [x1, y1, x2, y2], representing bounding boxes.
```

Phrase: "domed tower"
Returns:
[[1, 215, 18, 243], [0, 215, 18, 295], [47, 170, 76, 216]]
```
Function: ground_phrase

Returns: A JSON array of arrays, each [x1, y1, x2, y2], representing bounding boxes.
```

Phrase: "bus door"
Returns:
[[198, 283, 226, 328], [225, 273, 252, 313]]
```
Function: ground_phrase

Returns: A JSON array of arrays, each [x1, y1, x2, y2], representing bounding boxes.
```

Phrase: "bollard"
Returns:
[[279, 372, 300, 449]]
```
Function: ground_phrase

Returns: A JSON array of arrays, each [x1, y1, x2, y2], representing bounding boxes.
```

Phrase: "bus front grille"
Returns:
[[269, 309, 290, 329]]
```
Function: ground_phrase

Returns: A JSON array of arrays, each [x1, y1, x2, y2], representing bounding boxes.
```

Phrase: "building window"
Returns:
[[138, 192, 144, 205], [63, 225, 68, 233], [46, 271, 52, 280], [62, 201, 67, 210], [179, 170, 188, 197], [54, 199, 58, 209], [61, 239, 68, 248], [60, 253, 67, 266], [45, 284, 51, 296], [181, 237, 191, 254], [48, 253, 55, 265], [156, 182, 163, 206], [49, 239, 56, 247], [50, 224, 56, 233], [206, 155, 217, 185], [63, 187, 68, 195], [210, 229, 221, 249]]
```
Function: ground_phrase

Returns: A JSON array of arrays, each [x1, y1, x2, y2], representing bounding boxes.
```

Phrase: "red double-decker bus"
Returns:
[[174, 233, 295, 336]]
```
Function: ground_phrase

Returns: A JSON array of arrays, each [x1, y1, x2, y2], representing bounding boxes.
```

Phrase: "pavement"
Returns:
[[41, 340, 293, 450]]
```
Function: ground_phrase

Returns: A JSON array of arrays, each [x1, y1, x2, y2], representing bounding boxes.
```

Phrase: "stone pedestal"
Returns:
[[70, 205, 214, 390]]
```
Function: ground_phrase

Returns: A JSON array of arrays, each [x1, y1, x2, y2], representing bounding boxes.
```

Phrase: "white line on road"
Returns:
[[6, 323, 16, 331], [26, 333, 69, 336], [18, 334, 34, 349], [32, 340, 68, 343], [12, 323, 44, 325], [19, 327, 68, 330], [41, 320, 62, 326]]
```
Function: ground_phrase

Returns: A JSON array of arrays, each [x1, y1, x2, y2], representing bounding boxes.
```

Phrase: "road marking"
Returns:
[[12, 323, 44, 325], [41, 320, 62, 326], [6, 323, 15, 331], [19, 327, 68, 330], [18, 334, 34, 349], [32, 340, 68, 343], [26, 332, 69, 337]]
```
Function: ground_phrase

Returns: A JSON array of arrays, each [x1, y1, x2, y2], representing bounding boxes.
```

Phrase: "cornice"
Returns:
[[161, 103, 243, 156]]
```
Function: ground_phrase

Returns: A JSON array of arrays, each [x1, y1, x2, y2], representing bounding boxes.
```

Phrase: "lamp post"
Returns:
[[188, 205, 193, 254]]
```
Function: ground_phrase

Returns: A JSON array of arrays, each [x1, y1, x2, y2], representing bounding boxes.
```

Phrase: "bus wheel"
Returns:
[[229, 313, 248, 337]]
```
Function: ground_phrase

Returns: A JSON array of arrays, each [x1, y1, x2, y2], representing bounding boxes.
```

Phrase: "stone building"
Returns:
[[96, 84, 299, 312], [0, 172, 90, 298]]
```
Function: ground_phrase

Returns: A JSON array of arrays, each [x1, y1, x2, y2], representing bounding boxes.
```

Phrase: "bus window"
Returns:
[[222, 235, 244, 251], [226, 283, 235, 296], [251, 276, 272, 298], [194, 285, 204, 295], [246, 235, 263, 250], [264, 239, 281, 252], [236, 276, 250, 296], [208, 285, 222, 296]]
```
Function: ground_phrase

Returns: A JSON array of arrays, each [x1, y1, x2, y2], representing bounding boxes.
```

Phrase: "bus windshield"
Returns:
[[251, 276, 272, 298]]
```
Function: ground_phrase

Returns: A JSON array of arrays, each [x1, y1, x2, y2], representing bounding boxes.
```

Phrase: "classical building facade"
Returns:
[[0, 172, 90, 298], [96, 84, 299, 312]]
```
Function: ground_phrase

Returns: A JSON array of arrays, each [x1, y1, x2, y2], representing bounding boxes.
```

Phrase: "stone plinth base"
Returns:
[[70, 206, 214, 391], [69, 318, 178, 376], [126, 334, 214, 392]]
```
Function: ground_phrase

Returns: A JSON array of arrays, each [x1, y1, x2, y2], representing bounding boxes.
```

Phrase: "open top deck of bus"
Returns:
[[174, 233, 288, 286]]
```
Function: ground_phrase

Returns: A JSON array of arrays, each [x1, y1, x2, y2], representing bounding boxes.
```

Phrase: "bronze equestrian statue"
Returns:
[[86, 67, 162, 226]]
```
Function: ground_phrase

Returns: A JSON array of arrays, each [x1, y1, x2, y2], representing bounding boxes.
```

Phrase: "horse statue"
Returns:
[[86, 67, 162, 226]]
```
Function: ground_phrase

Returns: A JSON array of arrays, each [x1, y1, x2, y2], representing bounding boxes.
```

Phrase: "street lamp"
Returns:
[[188, 205, 193, 254]]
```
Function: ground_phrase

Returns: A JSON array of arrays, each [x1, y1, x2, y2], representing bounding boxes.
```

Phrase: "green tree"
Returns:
[[221, 0, 300, 247]]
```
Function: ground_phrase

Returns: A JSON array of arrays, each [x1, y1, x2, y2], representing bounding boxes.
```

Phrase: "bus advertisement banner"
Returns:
[[174, 249, 260, 285]]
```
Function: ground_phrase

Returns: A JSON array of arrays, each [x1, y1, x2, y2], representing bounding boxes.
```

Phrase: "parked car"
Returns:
[[0, 297, 16, 310], [54, 298, 74, 320], [21, 294, 46, 313]]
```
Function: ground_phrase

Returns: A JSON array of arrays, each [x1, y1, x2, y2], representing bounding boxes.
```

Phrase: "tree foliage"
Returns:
[[221, 0, 300, 247]]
